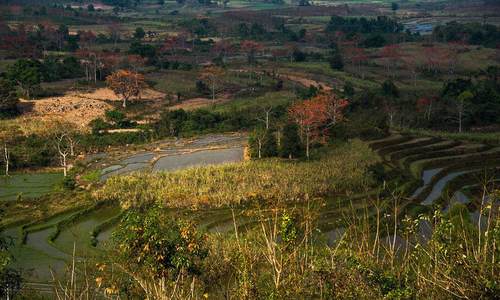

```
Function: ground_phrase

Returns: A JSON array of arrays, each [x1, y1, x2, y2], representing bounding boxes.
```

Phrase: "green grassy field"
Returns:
[[0, 173, 63, 202]]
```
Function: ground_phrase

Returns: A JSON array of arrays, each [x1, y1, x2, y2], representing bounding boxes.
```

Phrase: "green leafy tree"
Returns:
[[0, 79, 18, 118], [134, 27, 145, 39], [280, 123, 302, 159], [248, 128, 265, 159], [381, 80, 400, 127], [261, 130, 278, 157], [381, 80, 400, 98], [343, 81, 355, 98], [105, 110, 126, 126], [456, 90, 473, 132], [7, 59, 42, 99], [329, 53, 344, 71], [60, 56, 83, 78], [89, 118, 109, 135]]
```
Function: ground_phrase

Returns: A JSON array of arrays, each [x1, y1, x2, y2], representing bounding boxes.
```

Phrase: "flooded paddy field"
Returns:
[[1, 133, 247, 282]]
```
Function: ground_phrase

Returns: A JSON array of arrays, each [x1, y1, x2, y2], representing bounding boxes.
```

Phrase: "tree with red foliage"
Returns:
[[240, 40, 263, 80], [423, 46, 446, 75], [380, 44, 402, 76], [240, 40, 263, 65], [159, 35, 178, 68], [161, 35, 179, 56], [446, 41, 467, 75], [320, 92, 349, 128], [0, 24, 40, 58], [349, 47, 368, 78], [108, 23, 122, 48], [401, 54, 419, 88], [284, 43, 298, 63], [212, 39, 234, 64], [124, 55, 145, 72], [289, 92, 348, 158], [79, 30, 96, 50], [416, 96, 436, 121]]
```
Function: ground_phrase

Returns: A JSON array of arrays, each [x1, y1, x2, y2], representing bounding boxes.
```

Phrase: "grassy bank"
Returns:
[[95, 140, 379, 209]]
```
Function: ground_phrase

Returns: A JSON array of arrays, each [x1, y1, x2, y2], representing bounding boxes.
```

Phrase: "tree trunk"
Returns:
[[94, 59, 97, 83], [62, 154, 67, 177], [306, 130, 310, 159], [265, 111, 269, 130], [123, 97, 128, 108], [258, 139, 262, 159], [458, 110, 462, 133], [4, 144, 9, 177], [212, 80, 215, 101], [427, 100, 433, 121]]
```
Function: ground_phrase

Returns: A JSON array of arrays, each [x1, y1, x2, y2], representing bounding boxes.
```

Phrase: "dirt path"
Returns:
[[167, 93, 232, 111], [231, 69, 333, 91], [281, 74, 333, 91]]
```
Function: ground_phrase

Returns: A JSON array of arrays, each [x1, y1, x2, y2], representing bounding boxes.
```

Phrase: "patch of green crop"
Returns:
[[81, 170, 101, 183], [0, 173, 63, 202]]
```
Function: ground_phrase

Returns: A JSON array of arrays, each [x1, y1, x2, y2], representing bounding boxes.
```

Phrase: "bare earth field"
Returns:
[[17, 88, 166, 129]]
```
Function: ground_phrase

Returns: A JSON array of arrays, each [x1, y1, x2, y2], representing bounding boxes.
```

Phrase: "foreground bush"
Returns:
[[54, 196, 498, 299], [95, 140, 379, 209]]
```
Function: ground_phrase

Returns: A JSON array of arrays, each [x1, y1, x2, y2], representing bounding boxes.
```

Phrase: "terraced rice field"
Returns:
[[99, 133, 246, 180], [368, 133, 500, 215], [0, 134, 248, 282], [3, 133, 499, 284]]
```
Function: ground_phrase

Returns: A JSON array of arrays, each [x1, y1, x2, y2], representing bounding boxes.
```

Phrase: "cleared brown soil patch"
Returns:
[[17, 88, 166, 129]]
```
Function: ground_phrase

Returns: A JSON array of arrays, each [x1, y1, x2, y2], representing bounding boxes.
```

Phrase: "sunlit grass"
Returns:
[[96, 140, 379, 209]]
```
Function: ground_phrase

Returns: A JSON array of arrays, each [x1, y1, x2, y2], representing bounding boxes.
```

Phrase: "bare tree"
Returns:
[[257, 107, 273, 130], [3, 143, 9, 176], [67, 134, 79, 157], [55, 133, 71, 177], [0, 125, 20, 177], [251, 129, 266, 159]]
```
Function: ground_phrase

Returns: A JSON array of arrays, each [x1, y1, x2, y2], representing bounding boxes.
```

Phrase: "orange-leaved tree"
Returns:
[[289, 92, 348, 158], [199, 65, 225, 101], [106, 69, 146, 108]]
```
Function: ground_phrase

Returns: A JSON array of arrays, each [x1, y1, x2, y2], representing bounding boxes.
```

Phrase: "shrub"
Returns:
[[261, 130, 278, 157], [89, 118, 110, 135], [0, 78, 18, 118], [280, 123, 302, 158], [329, 53, 344, 70], [105, 207, 208, 298], [61, 175, 76, 190]]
